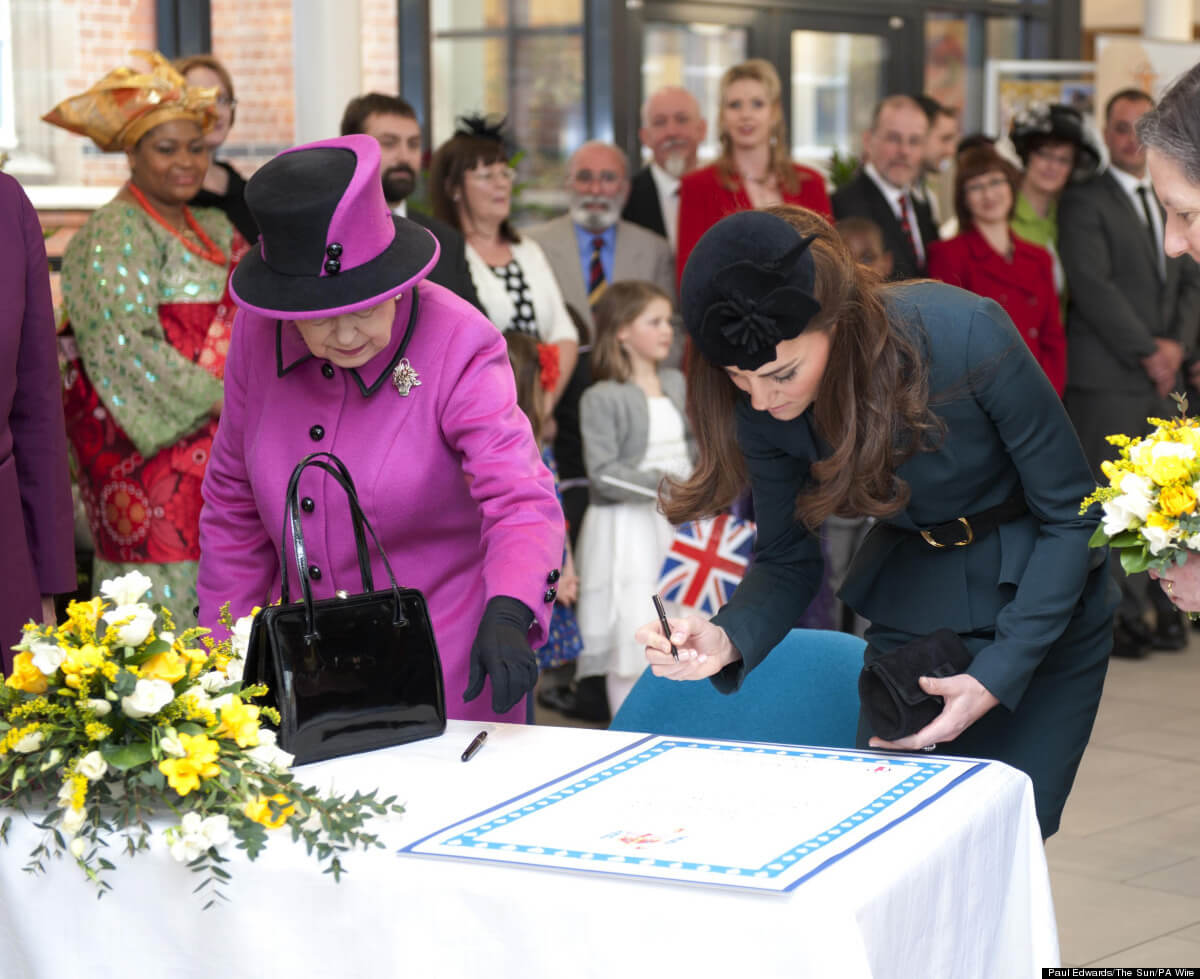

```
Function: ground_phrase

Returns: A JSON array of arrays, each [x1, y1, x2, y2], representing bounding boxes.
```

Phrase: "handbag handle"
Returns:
[[280, 453, 373, 598], [278, 452, 409, 641]]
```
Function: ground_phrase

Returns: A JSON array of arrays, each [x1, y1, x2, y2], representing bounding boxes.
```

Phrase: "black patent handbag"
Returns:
[[243, 452, 446, 764]]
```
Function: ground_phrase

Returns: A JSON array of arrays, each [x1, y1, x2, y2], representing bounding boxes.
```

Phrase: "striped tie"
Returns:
[[588, 236, 606, 305]]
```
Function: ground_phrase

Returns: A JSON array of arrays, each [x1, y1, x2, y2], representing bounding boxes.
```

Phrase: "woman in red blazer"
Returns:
[[676, 59, 831, 285], [927, 146, 1066, 395]]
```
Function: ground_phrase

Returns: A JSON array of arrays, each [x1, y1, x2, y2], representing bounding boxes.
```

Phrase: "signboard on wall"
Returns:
[[1095, 35, 1200, 112]]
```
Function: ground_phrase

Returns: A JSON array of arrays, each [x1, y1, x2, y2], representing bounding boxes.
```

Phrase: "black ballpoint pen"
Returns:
[[461, 730, 488, 762], [652, 594, 679, 662]]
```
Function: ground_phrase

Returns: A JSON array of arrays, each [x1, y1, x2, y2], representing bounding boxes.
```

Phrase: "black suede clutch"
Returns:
[[858, 629, 973, 742]]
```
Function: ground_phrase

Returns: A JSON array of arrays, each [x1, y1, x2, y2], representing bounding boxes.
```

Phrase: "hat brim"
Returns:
[[230, 217, 440, 320]]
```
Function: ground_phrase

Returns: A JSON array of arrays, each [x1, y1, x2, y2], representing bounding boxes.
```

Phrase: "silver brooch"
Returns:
[[391, 357, 421, 397]]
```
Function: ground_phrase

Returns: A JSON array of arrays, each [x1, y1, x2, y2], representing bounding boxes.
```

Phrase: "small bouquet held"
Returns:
[[0, 571, 403, 906], [1082, 395, 1200, 576]]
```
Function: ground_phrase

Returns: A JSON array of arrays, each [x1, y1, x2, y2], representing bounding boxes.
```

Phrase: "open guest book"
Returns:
[[401, 735, 986, 892]]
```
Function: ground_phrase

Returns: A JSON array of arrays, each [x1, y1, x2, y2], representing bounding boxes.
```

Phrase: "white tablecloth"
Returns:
[[0, 720, 1058, 978]]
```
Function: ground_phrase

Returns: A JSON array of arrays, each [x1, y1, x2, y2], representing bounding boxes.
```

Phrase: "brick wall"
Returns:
[[22, 0, 401, 189]]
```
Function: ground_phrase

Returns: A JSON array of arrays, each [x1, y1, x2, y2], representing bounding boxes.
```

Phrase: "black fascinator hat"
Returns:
[[680, 210, 823, 372], [1009, 103, 1101, 183]]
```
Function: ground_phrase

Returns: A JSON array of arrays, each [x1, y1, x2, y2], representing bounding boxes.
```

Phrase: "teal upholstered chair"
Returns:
[[609, 628, 864, 748]]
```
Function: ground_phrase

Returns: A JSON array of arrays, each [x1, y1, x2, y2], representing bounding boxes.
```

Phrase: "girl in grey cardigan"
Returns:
[[574, 282, 695, 713]]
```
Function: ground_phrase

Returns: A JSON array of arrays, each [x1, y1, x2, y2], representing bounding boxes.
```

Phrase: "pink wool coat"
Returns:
[[197, 281, 565, 723]]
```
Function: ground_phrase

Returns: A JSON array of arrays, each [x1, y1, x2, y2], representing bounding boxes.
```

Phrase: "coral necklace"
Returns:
[[127, 184, 227, 266]]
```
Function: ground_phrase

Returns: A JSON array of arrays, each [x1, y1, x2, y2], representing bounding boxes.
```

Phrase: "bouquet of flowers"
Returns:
[[0, 571, 403, 907], [1082, 395, 1200, 574]]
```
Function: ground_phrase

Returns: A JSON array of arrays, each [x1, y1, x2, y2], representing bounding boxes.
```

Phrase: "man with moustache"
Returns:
[[833, 95, 939, 278], [621, 86, 707, 254], [340, 93, 480, 308], [526, 140, 675, 336], [1060, 88, 1200, 658], [526, 141, 676, 724]]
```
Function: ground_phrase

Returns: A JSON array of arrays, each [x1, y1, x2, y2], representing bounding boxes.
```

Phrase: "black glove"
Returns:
[[463, 596, 538, 715]]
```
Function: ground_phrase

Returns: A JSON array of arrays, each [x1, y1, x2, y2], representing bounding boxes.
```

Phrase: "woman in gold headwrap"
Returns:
[[46, 51, 249, 626]]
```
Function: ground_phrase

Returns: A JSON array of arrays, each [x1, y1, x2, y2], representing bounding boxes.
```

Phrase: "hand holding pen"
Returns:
[[635, 608, 743, 682]]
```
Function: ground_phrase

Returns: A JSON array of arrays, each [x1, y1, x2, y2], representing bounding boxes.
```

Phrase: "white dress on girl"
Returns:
[[576, 393, 692, 682]]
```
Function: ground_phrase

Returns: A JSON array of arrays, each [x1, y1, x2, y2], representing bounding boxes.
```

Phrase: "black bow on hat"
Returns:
[[681, 211, 822, 371]]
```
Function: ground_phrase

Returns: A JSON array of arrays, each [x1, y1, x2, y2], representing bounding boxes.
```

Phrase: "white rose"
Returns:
[[85, 699, 112, 717], [12, 730, 44, 753], [199, 670, 231, 694], [60, 806, 86, 838], [1118, 474, 1155, 519], [77, 751, 108, 782], [100, 570, 154, 607], [246, 728, 293, 771], [30, 642, 66, 676], [199, 814, 232, 848], [1152, 439, 1196, 462], [69, 837, 86, 859], [1187, 533, 1200, 550], [102, 604, 157, 647], [222, 656, 245, 684], [120, 678, 175, 719], [160, 732, 186, 758], [231, 614, 254, 659], [1144, 522, 1179, 555], [57, 780, 75, 807], [1102, 499, 1139, 537]]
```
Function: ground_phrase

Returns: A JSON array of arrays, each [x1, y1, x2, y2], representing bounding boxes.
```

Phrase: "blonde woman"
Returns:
[[675, 59, 831, 283]]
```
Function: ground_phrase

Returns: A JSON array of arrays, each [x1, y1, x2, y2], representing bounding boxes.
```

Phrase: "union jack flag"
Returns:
[[656, 514, 756, 615]]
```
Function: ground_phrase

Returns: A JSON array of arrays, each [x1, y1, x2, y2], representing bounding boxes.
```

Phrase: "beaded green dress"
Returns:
[[60, 196, 241, 627]]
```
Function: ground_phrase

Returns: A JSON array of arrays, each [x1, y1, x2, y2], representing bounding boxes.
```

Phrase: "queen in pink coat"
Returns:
[[197, 135, 565, 723]]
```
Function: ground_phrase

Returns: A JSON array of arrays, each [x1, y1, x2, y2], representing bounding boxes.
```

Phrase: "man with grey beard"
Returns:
[[622, 86, 707, 254], [525, 140, 675, 337]]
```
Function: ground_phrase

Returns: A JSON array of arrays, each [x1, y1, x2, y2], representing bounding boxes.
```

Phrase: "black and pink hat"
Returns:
[[230, 134, 439, 320]]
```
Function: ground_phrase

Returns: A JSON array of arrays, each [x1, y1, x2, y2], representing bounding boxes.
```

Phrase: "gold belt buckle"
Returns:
[[920, 517, 975, 548]]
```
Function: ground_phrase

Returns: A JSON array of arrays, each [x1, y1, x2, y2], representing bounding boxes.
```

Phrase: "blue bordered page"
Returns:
[[401, 736, 986, 892]]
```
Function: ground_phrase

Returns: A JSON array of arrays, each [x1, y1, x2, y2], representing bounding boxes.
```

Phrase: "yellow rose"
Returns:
[[1159, 484, 1198, 517], [1149, 454, 1193, 486], [243, 793, 294, 830], [6, 652, 48, 694], [214, 697, 260, 748], [1146, 510, 1175, 530], [141, 649, 187, 685]]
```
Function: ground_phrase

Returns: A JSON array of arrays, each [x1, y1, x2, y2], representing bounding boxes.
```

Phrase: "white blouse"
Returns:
[[465, 236, 576, 345]]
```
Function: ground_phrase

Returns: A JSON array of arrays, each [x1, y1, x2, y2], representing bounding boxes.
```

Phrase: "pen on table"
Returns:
[[652, 594, 679, 662], [461, 730, 488, 763]]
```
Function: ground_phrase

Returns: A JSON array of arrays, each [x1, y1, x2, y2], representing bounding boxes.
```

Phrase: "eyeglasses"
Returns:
[[571, 169, 623, 189], [963, 175, 1010, 196], [466, 165, 517, 185]]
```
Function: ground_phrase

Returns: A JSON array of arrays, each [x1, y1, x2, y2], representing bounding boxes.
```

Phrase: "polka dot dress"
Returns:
[[491, 260, 538, 335]]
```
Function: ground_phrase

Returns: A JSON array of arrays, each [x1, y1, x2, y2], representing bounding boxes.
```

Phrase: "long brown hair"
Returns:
[[591, 280, 673, 383], [663, 205, 943, 529], [715, 59, 799, 196], [502, 331, 545, 445]]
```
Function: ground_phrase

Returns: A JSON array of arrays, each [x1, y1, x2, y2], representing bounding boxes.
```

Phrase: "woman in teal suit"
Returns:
[[638, 206, 1116, 837]]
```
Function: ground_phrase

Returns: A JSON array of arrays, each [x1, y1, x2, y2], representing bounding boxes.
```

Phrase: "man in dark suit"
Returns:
[[833, 95, 939, 279], [621, 86, 706, 256], [1060, 88, 1200, 658], [340, 94, 481, 309]]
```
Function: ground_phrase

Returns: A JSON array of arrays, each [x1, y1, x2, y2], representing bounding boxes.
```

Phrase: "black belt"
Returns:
[[910, 489, 1029, 549]]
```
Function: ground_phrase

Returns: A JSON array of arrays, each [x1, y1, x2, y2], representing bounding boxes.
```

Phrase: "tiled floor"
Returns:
[[1048, 633, 1200, 967], [536, 637, 1200, 968]]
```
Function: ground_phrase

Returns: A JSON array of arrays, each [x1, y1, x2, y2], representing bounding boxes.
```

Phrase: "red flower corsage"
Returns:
[[537, 343, 560, 393]]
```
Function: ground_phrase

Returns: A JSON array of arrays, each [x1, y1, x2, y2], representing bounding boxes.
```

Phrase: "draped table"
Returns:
[[0, 720, 1057, 978]]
